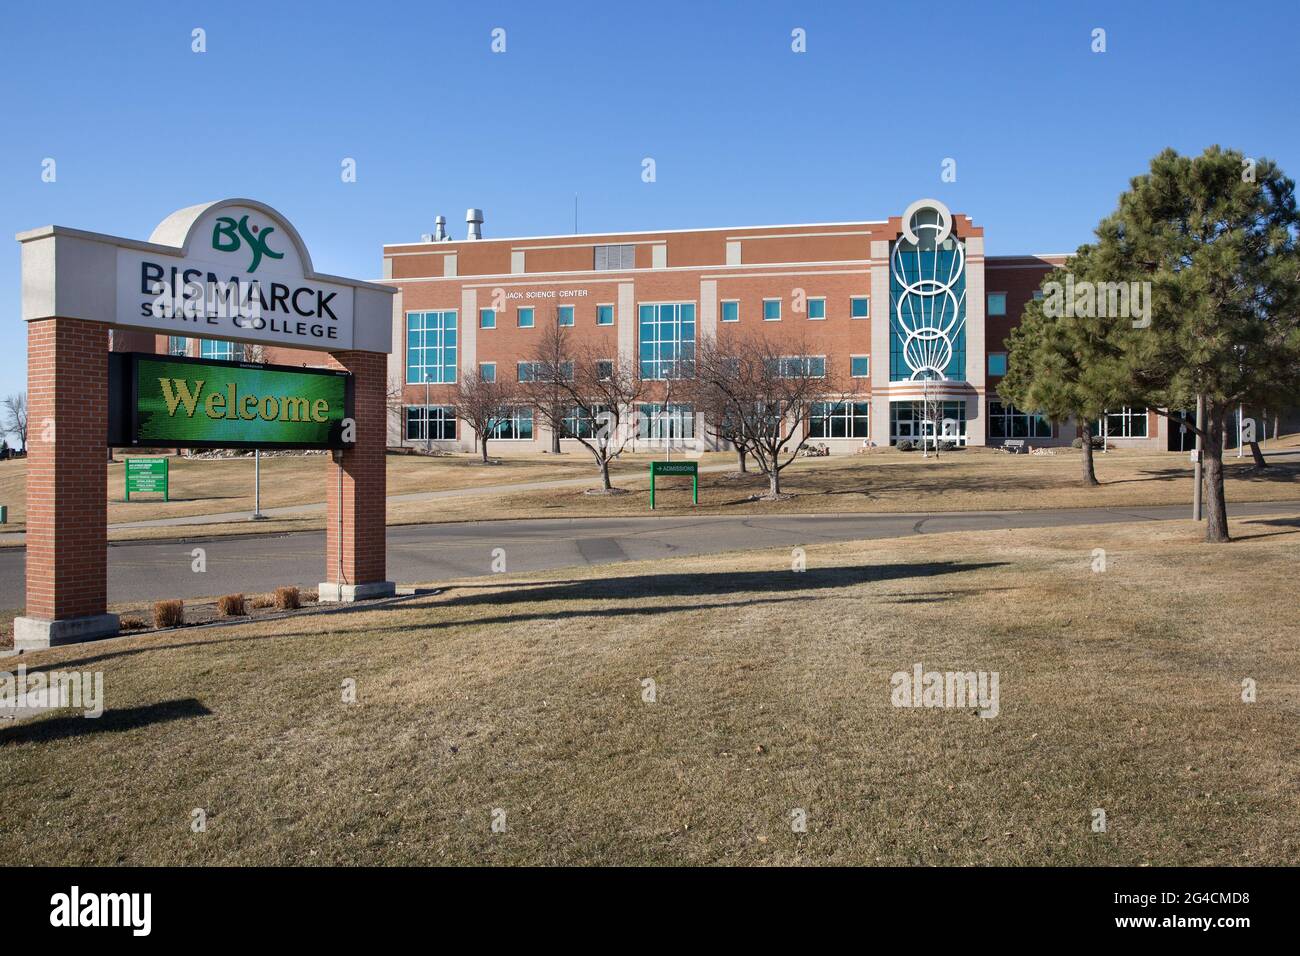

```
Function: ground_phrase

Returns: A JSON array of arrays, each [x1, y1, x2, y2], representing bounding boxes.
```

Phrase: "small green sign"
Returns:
[[125, 457, 169, 501], [649, 460, 698, 509]]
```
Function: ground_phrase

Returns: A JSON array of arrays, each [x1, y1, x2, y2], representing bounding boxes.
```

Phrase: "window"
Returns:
[[596, 304, 615, 326], [596, 360, 614, 381], [404, 405, 457, 441], [767, 356, 826, 378], [167, 336, 189, 357], [558, 305, 575, 327], [987, 293, 1007, 317], [1093, 407, 1148, 439], [199, 339, 243, 362], [562, 405, 609, 439], [807, 297, 826, 320], [721, 300, 739, 323], [988, 401, 1051, 439], [850, 296, 870, 319], [479, 308, 496, 329], [638, 404, 695, 440], [491, 407, 534, 440], [850, 355, 870, 378], [809, 401, 870, 439], [479, 362, 496, 383], [763, 298, 782, 321], [594, 244, 635, 270], [988, 352, 1008, 376], [638, 302, 696, 379], [517, 307, 535, 328], [518, 361, 571, 382], [405, 311, 457, 384]]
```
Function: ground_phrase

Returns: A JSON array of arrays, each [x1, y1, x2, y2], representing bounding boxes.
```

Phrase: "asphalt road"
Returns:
[[2, 500, 1298, 609]]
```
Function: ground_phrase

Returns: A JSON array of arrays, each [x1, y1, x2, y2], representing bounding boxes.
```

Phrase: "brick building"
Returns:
[[376, 198, 1174, 454]]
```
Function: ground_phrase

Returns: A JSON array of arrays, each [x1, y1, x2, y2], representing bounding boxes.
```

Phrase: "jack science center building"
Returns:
[[131, 198, 1180, 452]]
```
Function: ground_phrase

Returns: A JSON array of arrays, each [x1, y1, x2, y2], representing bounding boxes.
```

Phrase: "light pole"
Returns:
[[252, 448, 266, 520], [1193, 395, 1204, 521]]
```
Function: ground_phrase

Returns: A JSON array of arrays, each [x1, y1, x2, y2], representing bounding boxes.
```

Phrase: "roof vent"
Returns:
[[466, 208, 484, 240], [433, 215, 448, 242]]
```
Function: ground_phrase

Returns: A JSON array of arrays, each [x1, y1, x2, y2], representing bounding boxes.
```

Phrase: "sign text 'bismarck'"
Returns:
[[134, 261, 343, 343]]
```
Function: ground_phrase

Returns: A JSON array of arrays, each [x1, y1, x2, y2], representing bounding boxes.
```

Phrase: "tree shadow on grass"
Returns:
[[258, 561, 1010, 639], [0, 698, 210, 746], [1233, 517, 1300, 540], [443, 560, 1005, 608]]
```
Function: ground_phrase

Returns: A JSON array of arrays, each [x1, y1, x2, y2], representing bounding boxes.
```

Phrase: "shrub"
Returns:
[[896, 440, 915, 451], [1072, 436, 1106, 449], [119, 616, 146, 631], [217, 594, 246, 617], [153, 600, 183, 629], [274, 586, 301, 611], [301, 588, 318, 604], [938, 440, 957, 452], [249, 594, 275, 610]]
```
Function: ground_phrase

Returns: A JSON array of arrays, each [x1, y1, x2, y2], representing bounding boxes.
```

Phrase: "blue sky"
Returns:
[[2, 0, 1298, 396]]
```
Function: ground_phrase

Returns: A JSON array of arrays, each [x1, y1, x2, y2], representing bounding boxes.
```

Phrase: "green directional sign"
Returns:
[[125, 457, 168, 501], [649, 460, 698, 509]]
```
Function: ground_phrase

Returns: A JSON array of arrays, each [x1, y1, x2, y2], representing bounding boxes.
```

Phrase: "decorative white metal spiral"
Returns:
[[890, 200, 966, 381]]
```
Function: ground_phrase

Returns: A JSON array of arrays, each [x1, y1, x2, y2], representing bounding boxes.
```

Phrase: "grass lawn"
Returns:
[[0, 450, 649, 537], [2, 513, 1296, 865], [385, 443, 1300, 526], [4, 442, 1299, 544]]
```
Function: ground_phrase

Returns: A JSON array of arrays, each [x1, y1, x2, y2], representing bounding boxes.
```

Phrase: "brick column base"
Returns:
[[13, 317, 118, 651], [319, 350, 392, 602]]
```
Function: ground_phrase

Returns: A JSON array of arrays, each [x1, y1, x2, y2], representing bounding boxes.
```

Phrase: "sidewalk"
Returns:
[[0, 461, 740, 542]]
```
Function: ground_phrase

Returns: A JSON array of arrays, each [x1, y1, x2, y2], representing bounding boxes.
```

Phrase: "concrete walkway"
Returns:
[[0, 461, 741, 541]]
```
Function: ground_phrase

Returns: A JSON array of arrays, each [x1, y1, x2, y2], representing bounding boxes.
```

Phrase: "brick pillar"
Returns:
[[319, 350, 393, 602], [13, 318, 119, 650]]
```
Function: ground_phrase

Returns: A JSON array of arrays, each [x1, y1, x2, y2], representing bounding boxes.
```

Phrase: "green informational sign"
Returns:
[[125, 457, 168, 501], [120, 353, 351, 449], [649, 460, 698, 509]]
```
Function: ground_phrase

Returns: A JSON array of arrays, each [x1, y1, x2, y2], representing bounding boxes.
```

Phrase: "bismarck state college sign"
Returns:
[[18, 198, 394, 353]]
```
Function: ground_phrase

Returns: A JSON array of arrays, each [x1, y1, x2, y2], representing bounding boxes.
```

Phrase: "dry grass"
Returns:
[[0, 450, 641, 535], [380, 445, 1300, 524], [2, 513, 1296, 866], [151, 600, 183, 629], [3, 444, 1298, 545]]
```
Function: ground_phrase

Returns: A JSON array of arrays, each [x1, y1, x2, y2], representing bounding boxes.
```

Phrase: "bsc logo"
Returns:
[[212, 214, 285, 273]]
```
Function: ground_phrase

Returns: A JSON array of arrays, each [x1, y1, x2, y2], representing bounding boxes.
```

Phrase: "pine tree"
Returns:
[[1097, 146, 1300, 542], [1001, 244, 1137, 487]]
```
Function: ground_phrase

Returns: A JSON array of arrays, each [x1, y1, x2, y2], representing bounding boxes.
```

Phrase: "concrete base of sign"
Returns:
[[317, 581, 397, 603], [10, 613, 120, 653]]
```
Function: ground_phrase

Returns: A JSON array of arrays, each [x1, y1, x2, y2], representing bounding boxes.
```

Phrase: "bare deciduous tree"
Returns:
[[524, 325, 574, 454], [695, 332, 848, 498], [552, 345, 646, 491], [2, 393, 28, 453], [451, 370, 520, 463], [693, 366, 753, 472]]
